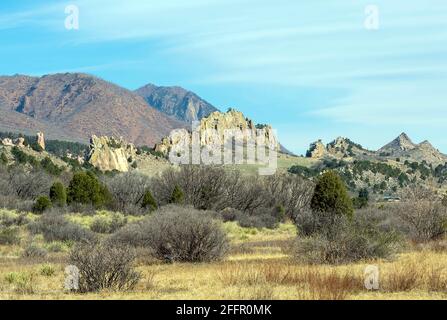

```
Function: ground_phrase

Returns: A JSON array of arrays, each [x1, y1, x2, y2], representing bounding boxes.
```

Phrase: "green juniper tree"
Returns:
[[50, 182, 67, 207], [170, 185, 185, 205], [141, 190, 158, 212], [310, 170, 354, 218]]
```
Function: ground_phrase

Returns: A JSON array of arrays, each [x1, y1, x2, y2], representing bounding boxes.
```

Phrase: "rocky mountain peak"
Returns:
[[396, 132, 415, 146], [379, 132, 416, 154], [135, 83, 219, 123]]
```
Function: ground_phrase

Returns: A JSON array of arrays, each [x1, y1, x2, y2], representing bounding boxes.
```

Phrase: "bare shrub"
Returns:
[[293, 213, 400, 264], [152, 166, 229, 210], [90, 212, 127, 234], [218, 172, 269, 213], [21, 243, 48, 259], [263, 173, 314, 220], [0, 226, 20, 245], [219, 207, 242, 222], [7, 167, 53, 200], [110, 205, 229, 263], [28, 213, 96, 243], [236, 210, 279, 229], [394, 186, 447, 242], [70, 242, 141, 293], [152, 167, 313, 222], [0, 210, 29, 227], [107, 221, 149, 247], [104, 172, 152, 214], [383, 265, 420, 292]]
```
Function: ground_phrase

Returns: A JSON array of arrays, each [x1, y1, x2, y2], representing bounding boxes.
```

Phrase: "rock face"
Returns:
[[155, 109, 279, 156], [135, 84, 219, 123], [378, 133, 416, 155], [155, 129, 191, 156], [306, 137, 371, 159], [87, 136, 136, 172], [306, 140, 326, 159], [1, 138, 14, 146], [36, 132, 45, 150], [377, 133, 447, 165], [16, 137, 25, 148]]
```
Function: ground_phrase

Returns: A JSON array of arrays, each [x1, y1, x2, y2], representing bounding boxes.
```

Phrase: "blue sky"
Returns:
[[0, 0, 446, 154]]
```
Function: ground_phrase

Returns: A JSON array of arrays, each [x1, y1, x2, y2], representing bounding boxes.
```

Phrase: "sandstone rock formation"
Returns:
[[306, 140, 326, 159], [155, 129, 191, 156], [36, 132, 45, 150], [1, 138, 14, 147], [154, 109, 279, 156], [16, 137, 25, 148], [87, 135, 136, 172]]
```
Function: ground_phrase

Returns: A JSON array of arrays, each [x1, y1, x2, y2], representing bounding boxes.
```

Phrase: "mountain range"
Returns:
[[308, 133, 447, 165], [0, 72, 445, 167], [0, 73, 217, 146]]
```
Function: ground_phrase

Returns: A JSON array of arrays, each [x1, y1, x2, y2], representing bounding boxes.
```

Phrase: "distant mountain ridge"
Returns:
[[378, 133, 417, 155], [135, 84, 219, 122], [0, 73, 186, 146], [307, 133, 447, 165]]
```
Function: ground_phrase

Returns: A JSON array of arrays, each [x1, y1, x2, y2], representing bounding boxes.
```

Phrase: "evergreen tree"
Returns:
[[170, 185, 185, 204], [67, 171, 111, 208], [50, 182, 67, 207], [353, 188, 369, 209], [142, 190, 158, 211], [310, 170, 354, 218], [33, 196, 52, 214]]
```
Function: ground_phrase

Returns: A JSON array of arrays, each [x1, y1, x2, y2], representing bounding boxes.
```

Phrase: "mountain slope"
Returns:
[[135, 84, 219, 122], [378, 133, 417, 155], [0, 73, 186, 146], [377, 133, 447, 164]]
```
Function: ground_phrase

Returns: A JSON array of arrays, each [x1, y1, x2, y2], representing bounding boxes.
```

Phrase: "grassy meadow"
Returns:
[[1, 210, 447, 300]]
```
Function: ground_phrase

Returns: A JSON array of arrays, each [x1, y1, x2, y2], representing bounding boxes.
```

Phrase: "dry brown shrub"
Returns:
[[427, 267, 447, 293], [383, 265, 421, 292], [299, 269, 364, 300]]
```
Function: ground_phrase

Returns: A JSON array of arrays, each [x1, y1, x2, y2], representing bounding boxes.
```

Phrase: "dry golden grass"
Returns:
[[1, 223, 447, 300]]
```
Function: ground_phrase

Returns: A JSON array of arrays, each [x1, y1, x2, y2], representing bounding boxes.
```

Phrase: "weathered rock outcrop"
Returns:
[[87, 135, 136, 172], [36, 132, 45, 150], [1, 138, 14, 147], [1, 136, 29, 148], [306, 140, 326, 159], [155, 109, 279, 156], [15, 137, 25, 148], [155, 129, 191, 156]]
